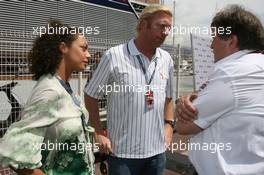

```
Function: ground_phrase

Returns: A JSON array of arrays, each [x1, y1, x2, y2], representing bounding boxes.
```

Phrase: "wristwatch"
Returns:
[[164, 119, 176, 129]]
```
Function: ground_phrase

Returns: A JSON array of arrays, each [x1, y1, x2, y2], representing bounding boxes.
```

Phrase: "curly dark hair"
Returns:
[[211, 5, 264, 51], [29, 20, 78, 80]]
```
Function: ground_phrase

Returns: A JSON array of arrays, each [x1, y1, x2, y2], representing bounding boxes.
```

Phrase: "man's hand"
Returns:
[[95, 133, 113, 155], [164, 124, 173, 147], [85, 95, 113, 155], [176, 93, 198, 123]]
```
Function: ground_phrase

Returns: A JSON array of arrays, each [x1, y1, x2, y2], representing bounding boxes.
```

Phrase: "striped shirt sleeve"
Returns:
[[84, 50, 112, 99], [166, 56, 175, 99]]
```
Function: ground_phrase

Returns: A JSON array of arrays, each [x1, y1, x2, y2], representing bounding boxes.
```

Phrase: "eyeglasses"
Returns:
[[154, 23, 171, 34]]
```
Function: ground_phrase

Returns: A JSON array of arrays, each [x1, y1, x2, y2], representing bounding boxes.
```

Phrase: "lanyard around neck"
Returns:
[[55, 76, 89, 142], [55, 75, 73, 95], [127, 43, 158, 85], [136, 55, 157, 85]]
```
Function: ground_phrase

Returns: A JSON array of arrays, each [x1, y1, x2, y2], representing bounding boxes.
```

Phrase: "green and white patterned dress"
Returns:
[[0, 74, 95, 175]]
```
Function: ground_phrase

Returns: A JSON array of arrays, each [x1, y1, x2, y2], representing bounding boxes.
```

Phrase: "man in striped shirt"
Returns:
[[84, 5, 175, 175]]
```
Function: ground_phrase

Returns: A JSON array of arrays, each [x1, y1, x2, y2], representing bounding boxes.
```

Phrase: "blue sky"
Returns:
[[163, 0, 264, 46]]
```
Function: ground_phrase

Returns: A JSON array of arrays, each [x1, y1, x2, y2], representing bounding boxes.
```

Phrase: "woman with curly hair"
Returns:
[[0, 20, 95, 175]]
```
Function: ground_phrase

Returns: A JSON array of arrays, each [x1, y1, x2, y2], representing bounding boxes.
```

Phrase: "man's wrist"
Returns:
[[164, 119, 176, 129]]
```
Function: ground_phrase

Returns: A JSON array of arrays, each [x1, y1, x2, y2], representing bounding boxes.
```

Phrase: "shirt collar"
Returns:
[[214, 50, 253, 68], [127, 38, 161, 59], [55, 74, 73, 95]]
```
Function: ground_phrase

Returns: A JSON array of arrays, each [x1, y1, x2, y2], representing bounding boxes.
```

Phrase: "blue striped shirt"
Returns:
[[84, 39, 175, 158]]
